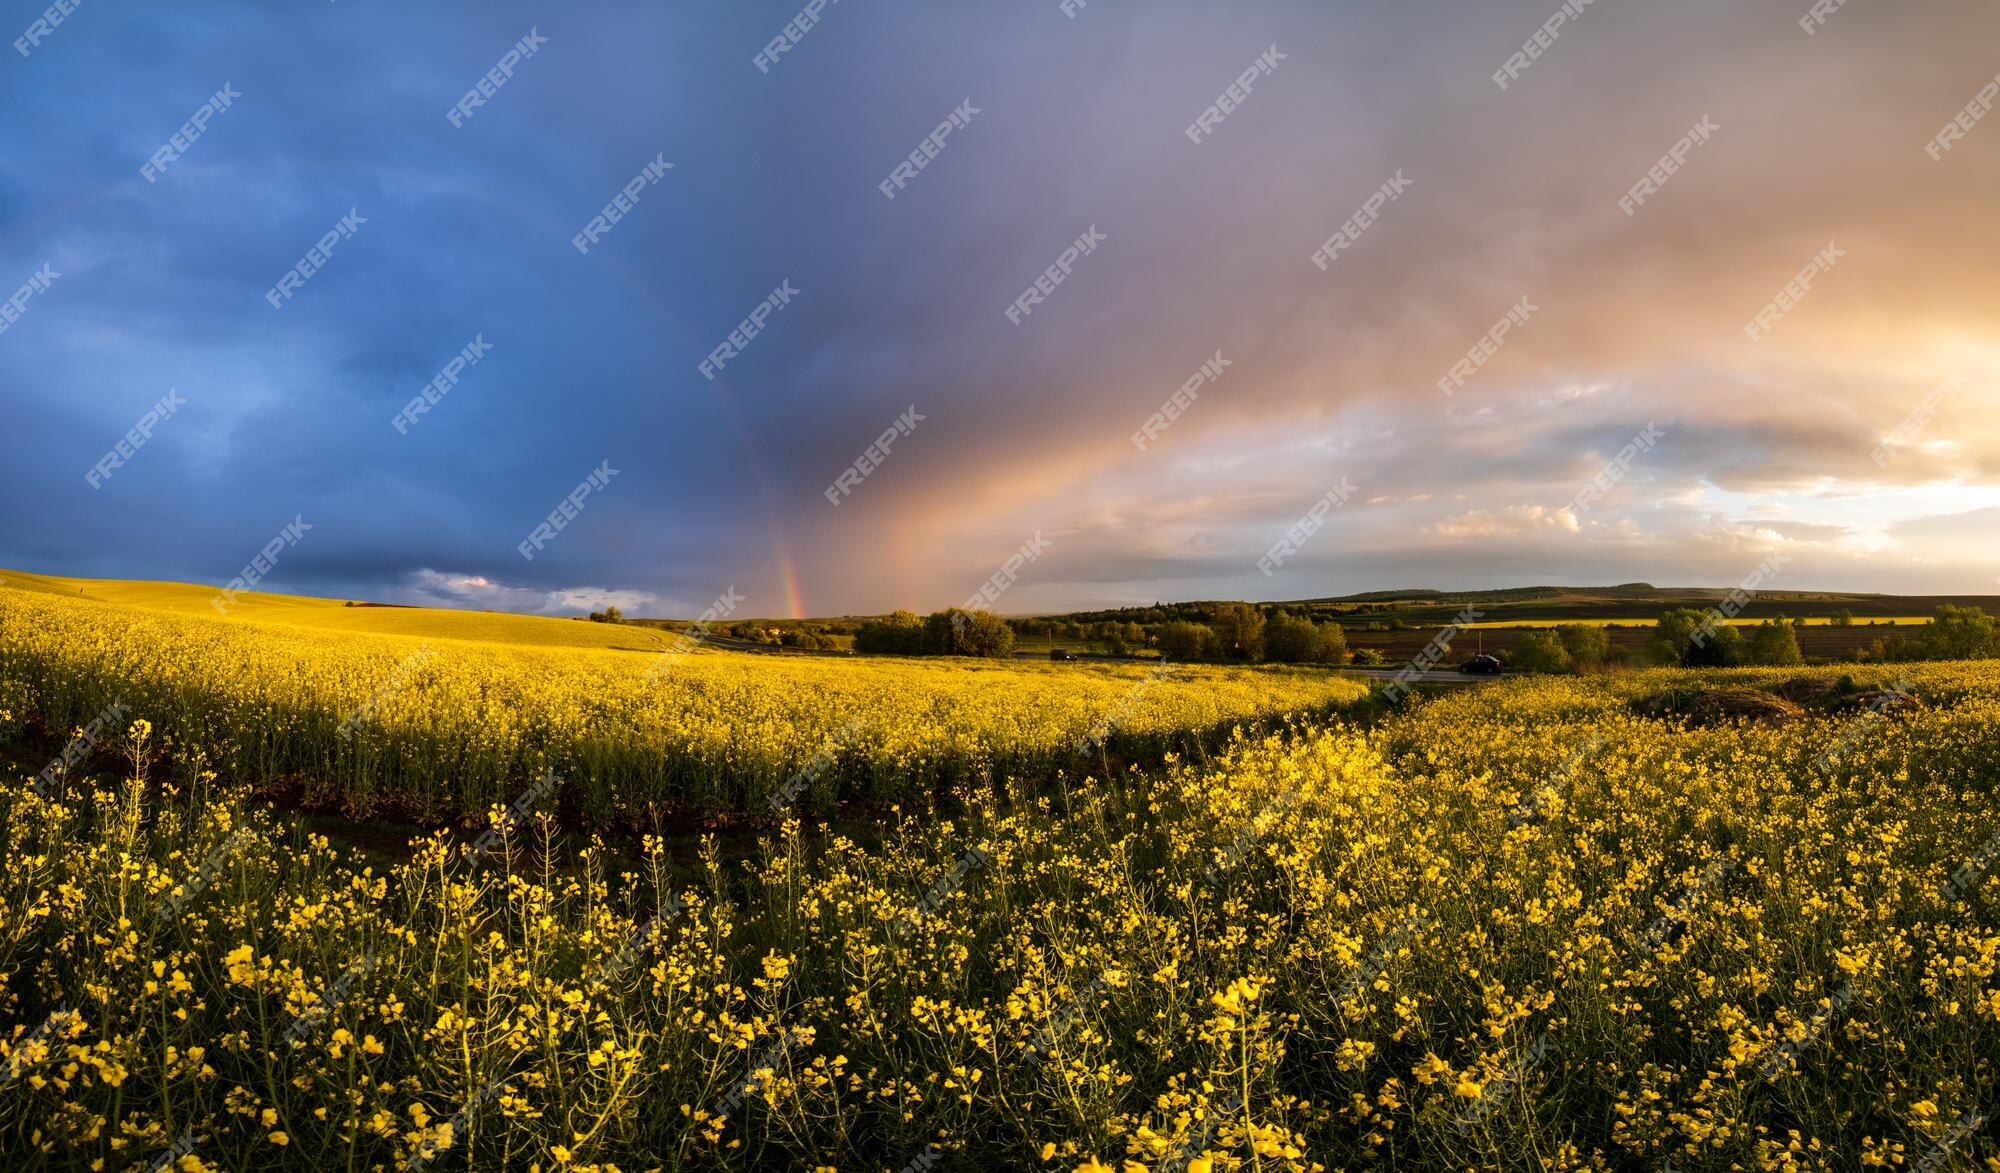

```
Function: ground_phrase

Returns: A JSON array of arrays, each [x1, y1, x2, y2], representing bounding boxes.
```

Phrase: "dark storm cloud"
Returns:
[[5, 0, 1998, 615]]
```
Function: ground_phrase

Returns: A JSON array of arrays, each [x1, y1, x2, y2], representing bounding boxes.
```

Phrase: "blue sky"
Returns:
[[4, 0, 1998, 617]]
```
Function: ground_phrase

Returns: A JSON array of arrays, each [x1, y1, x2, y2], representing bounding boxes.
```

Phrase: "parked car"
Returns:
[[1050, 648, 1078, 661], [1459, 654, 1504, 675]]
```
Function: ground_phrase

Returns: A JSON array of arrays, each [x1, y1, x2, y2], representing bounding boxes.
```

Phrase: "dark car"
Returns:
[[1050, 648, 1078, 661], [1458, 654, 1504, 675]]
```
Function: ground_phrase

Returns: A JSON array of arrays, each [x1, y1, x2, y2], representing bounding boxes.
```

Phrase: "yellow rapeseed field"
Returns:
[[3, 583, 1999, 1170], [0, 586, 1367, 822]]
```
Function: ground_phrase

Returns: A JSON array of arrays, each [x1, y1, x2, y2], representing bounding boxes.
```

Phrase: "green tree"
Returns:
[[1554, 624, 1610, 670], [1510, 631, 1573, 674], [924, 608, 1015, 658], [1742, 618, 1803, 666], [1156, 621, 1219, 661], [1264, 612, 1309, 663], [1649, 609, 1742, 667], [855, 610, 927, 655], [1206, 602, 1265, 661], [1915, 604, 1998, 661]]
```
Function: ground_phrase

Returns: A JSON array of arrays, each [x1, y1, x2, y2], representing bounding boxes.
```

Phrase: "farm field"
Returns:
[[0, 567, 695, 654], [4, 637, 1999, 1170], [0, 583, 1368, 825], [1452, 617, 1936, 629], [1341, 624, 1907, 666]]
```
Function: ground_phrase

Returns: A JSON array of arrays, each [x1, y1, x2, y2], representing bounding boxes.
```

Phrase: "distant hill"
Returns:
[[1283, 583, 1997, 624]]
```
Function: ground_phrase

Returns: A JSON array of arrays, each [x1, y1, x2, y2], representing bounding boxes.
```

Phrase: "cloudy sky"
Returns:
[[4, 0, 1997, 618]]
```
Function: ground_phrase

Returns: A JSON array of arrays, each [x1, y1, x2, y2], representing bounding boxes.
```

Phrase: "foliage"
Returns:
[[1508, 631, 1573, 674], [1203, 603, 1266, 662], [0, 589, 1364, 826], [4, 664, 2000, 1168], [1742, 618, 1805, 667], [1914, 605, 2000, 662], [1263, 613, 1347, 665], [1156, 621, 1221, 662], [1553, 623, 1610, 670]]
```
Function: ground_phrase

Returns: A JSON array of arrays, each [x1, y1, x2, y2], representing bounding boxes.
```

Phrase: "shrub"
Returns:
[[1510, 631, 1574, 674], [855, 610, 927, 655], [1554, 623, 1610, 670], [1156, 621, 1221, 662], [1264, 613, 1347, 664], [1742, 618, 1804, 666]]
